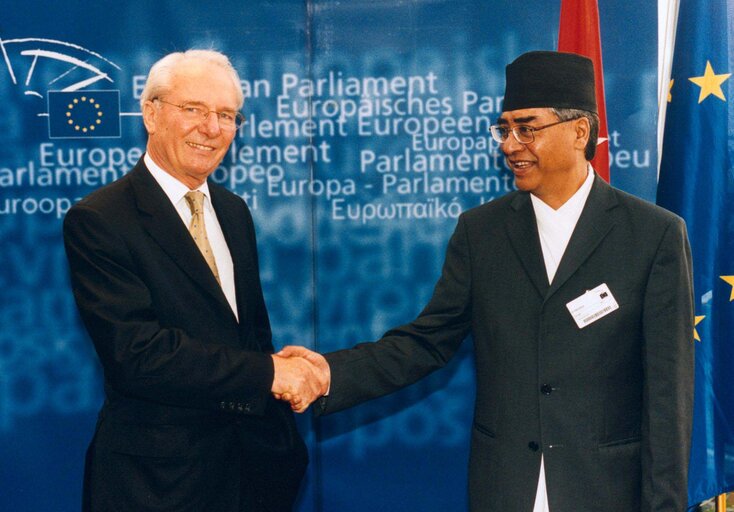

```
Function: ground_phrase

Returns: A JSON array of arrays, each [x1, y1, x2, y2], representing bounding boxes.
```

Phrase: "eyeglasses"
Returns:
[[490, 119, 575, 144], [154, 98, 244, 130]]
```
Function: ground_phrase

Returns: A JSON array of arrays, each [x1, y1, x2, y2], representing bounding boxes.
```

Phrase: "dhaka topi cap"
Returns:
[[502, 51, 597, 113]]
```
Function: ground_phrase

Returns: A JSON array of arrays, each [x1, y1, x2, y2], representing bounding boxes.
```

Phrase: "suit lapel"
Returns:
[[129, 163, 232, 312], [506, 192, 550, 298], [209, 184, 251, 322], [545, 176, 618, 300]]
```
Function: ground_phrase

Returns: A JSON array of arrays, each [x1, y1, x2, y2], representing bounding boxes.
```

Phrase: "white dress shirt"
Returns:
[[144, 153, 239, 320], [529, 166, 595, 512]]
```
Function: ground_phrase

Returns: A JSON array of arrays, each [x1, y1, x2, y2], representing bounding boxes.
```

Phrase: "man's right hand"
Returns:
[[271, 349, 330, 413]]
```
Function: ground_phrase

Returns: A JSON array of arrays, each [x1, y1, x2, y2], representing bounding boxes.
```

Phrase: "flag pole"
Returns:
[[656, 0, 680, 179], [716, 493, 726, 511]]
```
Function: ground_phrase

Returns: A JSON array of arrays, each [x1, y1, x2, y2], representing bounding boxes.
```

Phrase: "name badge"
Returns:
[[566, 283, 619, 329]]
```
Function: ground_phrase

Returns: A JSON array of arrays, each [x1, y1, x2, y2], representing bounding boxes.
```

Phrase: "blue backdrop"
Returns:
[[1, 2, 657, 510]]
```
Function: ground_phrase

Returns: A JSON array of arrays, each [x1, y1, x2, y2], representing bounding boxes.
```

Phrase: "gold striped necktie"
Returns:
[[184, 190, 221, 285]]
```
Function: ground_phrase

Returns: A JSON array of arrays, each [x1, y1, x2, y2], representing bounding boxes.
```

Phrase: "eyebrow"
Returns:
[[497, 115, 539, 125], [188, 100, 241, 115]]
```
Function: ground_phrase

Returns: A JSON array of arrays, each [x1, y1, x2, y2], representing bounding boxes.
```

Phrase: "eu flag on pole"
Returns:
[[48, 90, 120, 138], [657, 0, 734, 506]]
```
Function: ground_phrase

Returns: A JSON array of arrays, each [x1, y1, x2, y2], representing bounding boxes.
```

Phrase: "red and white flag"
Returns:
[[558, 0, 610, 182]]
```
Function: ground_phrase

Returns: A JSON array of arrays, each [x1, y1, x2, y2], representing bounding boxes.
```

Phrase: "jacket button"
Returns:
[[528, 441, 540, 452], [541, 384, 553, 395]]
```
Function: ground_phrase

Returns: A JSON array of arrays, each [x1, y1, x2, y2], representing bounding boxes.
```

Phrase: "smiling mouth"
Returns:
[[186, 141, 215, 152], [508, 160, 534, 172]]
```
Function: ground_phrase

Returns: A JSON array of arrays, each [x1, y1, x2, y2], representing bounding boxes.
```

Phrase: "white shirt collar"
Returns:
[[144, 153, 213, 210], [530, 165, 595, 219], [530, 165, 596, 283]]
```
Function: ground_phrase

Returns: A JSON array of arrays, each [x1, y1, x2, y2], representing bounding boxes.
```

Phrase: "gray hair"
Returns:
[[550, 108, 599, 161], [139, 49, 244, 110]]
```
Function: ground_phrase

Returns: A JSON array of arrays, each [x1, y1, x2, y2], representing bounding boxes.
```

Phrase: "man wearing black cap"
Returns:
[[280, 51, 694, 511]]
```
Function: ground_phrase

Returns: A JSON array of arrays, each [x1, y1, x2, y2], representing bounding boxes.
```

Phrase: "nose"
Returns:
[[199, 112, 222, 137], [501, 133, 524, 155]]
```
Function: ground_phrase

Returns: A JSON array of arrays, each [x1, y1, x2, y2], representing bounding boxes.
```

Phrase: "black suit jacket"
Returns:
[[320, 176, 694, 511], [64, 160, 306, 512]]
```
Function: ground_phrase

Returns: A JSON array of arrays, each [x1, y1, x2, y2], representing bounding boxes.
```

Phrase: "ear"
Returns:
[[573, 117, 591, 151], [142, 100, 158, 134]]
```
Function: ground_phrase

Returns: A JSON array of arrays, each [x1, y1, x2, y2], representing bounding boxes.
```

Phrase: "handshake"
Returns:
[[271, 346, 331, 413]]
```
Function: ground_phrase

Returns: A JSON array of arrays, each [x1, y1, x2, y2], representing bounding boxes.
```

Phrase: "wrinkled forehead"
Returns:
[[168, 64, 240, 109]]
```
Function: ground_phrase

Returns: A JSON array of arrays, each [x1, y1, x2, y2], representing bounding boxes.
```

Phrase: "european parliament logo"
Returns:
[[47, 90, 121, 138]]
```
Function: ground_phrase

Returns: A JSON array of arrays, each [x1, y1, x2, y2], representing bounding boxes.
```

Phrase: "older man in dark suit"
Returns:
[[64, 49, 327, 512], [282, 51, 694, 511]]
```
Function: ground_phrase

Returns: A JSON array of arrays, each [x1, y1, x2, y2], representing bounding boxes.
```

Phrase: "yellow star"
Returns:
[[694, 315, 706, 342], [668, 79, 674, 102], [689, 61, 731, 103], [721, 275, 734, 301]]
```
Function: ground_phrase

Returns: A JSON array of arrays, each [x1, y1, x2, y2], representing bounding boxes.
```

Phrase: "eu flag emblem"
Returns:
[[48, 90, 121, 138], [657, 0, 734, 505]]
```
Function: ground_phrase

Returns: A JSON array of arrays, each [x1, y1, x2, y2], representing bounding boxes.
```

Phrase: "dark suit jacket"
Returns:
[[64, 160, 307, 512], [320, 176, 694, 511]]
